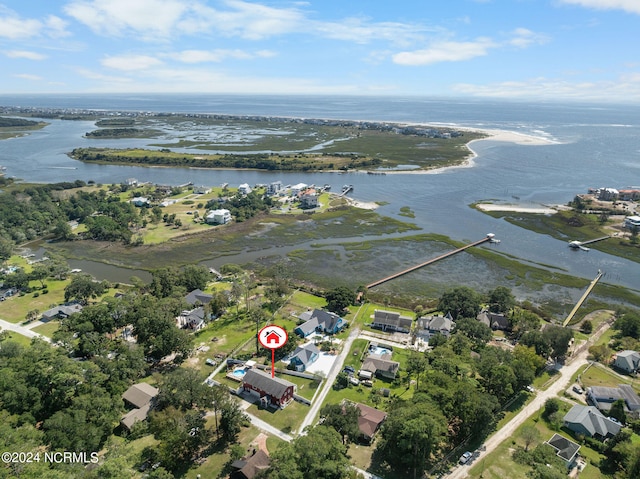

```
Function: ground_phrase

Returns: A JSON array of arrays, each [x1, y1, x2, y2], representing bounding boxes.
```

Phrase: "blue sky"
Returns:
[[1, 0, 639, 101]]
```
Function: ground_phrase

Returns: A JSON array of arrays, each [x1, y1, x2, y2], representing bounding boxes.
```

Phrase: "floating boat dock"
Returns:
[[568, 235, 611, 251]]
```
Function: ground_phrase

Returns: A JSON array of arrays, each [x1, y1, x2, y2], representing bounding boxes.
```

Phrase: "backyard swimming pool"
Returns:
[[232, 368, 247, 378], [369, 345, 392, 356]]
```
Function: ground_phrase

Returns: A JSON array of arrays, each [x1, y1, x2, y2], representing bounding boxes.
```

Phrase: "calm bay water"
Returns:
[[1, 94, 639, 291]]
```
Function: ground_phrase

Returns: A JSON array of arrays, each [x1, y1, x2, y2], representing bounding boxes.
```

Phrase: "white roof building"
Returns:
[[205, 209, 232, 225]]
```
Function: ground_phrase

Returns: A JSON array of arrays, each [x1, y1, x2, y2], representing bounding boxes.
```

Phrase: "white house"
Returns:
[[267, 181, 283, 195], [624, 215, 640, 229], [290, 183, 308, 196], [238, 183, 252, 195], [205, 209, 232, 225], [131, 197, 149, 207]]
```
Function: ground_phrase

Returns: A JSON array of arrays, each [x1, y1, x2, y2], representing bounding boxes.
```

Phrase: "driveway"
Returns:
[[0, 318, 51, 343]]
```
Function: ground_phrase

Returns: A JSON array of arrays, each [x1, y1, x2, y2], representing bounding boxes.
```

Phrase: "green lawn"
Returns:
[[0, 279, 69, 323], [247, 400, 309, 435], [31, 320, 60, 338], [0, 333, 33, 348]]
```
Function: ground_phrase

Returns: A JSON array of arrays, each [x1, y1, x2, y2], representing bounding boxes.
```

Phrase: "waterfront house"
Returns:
[[613, 350, 640, 374], [624, 215, 640, 229], [241, 369, 296, 408], [618, 189, 640, 201], [290, 183, 308, 196], [175, 307, 206, 331], [121, 383, 159, 431], [563, 405, 621, 440], [193, 185, 211, 194], [476, 309, 510, 331], [300, 194, 318, 209], [238, 183, 252, 195], [416, 313, 455, 340], [288, 343, 320, 372], [596, 187, 619, 201], [205, 208, 232, 225], [185, 289, 213, 306], [267, 181, 283, 195], [371, 310, 413, 333], [131, 197, 149, 207], [295, 309, 347, 337]]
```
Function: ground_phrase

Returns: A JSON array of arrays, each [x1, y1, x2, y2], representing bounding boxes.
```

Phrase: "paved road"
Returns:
[[0, 318, 51, 342], [298, 325, 362, 433], [446, 319, 612, 479]]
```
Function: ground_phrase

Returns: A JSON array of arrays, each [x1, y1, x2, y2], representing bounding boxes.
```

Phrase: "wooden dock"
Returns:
[[365, 235, 494, 290], [562, 270, 605, 327]]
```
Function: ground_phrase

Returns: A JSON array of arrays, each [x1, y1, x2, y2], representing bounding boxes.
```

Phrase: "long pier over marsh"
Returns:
[[365, 234, 497, 290]]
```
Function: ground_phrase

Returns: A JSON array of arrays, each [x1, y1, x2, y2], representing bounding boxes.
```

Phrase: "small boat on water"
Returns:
[[323, 184, 331, 190]]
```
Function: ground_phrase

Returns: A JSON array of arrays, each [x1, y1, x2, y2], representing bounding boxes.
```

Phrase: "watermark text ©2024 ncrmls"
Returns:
[[2, 451, 99, 464]]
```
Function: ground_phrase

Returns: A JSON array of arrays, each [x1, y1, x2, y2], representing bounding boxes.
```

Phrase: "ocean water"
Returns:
[[1, 94, 639, 291]]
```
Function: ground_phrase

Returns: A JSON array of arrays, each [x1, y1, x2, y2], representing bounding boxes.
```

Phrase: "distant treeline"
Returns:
[[95, 118, 135, 126], [70, 147, 382, 171], [85, 128, 146, 138]]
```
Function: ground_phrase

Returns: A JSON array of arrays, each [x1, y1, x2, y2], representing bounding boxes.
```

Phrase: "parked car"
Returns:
[[573, 385, 584, 394], [349, 377, 360, 386], [459, 452, 472, 464], [525, 385, 535, 393], [205, 358, 217, 366], [343, 365, 355, 373]]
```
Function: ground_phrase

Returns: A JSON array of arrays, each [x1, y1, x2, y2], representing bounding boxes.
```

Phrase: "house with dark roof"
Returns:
[[41, 303, 83, 321], [564, 405, 621, 440], [415, 313, 455, 340], [546, 434, 581, 465], [288, 343, 320, 372], [121, 383, 159, 431], [230, 450, 270, 479], [613, 350, 640, 374], [355, 403, 387, 444], [476, 309, 510, 331], [361, 354, 400, 380], [295, 309, 347, 337], [241, 369, 296, 408], [587, 384, 640, 413], [185, 289, 213, 306], [371, 310, 413, 333], [175, 307, 207, 331]]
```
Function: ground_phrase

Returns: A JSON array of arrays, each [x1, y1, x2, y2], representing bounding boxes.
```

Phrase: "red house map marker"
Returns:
[[258, 325, 288, 377]]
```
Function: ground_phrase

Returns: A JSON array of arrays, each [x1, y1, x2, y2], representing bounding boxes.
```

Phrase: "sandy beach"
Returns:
[[475, 203, 559, 214]]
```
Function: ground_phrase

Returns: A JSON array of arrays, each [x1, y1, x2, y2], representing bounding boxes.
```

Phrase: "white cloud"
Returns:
[[5, 50, 47, 60], [453, 75, 640, 101], [166, 49, 275, 63], [13, 74, 43, 81], [0, 7, 70, 39], [559, 0, 640, 15], [508, 28, 549, 48], [101, 54, 164, 71], [393, 38, 496, 66], [64, 0, 189, 38], [312, 17, 430, 46]]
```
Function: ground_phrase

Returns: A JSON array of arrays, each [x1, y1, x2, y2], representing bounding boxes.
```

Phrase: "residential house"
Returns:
[[267, 181, 283, 196], [288, 343, 320, 372], [41, 303, 83, 321], [618, 189, 640, 201], [416, 313, 455, 340], [155, 185, 173, 195], [295, 309, 347, 337], [371, 310, 413, 333], [545, 434, 581, 465], [205, 209, 232, 225], [587, 385, 640, 413], [624, 215, 640, 229], [613, 350, 640, 374], [185, 289, 213, 306], [125, 178, 138, 187], [238, 183, 252, 195], [476, 309, 510, 331], [230, 450, 270, 479], [241, 369, 296, 408], [563, 405, 621, 440], [596, 187, 619, 201], [290, 183, 308, 196], [121, 383, 159, 431], [300, 194, 318, 209], [355, 403, 387, 444], [193, 185, 211, 194], [361, 354, 400, 380], [176, 307, 206, 331], [131, 197, 149, 207]]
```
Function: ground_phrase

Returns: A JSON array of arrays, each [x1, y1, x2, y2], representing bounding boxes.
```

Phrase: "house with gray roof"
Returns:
[[121, 383, 159, 431], [564, 405, 621, 440], [476, 309, 510, 331], [176, 307, 207, 331], [546, 434, 581, 464], [362, 354, 400, 380], [372, 310, 413, 333], [416, 313, 455, 340], [587, 384, 640, 413], [41, 303, 83, 321], [613, 350, 640, 374], [241, 369, 296, 408], [288, 343, 320, 372], [185, 289, 213, 306], [295, 309, 347, 337]]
